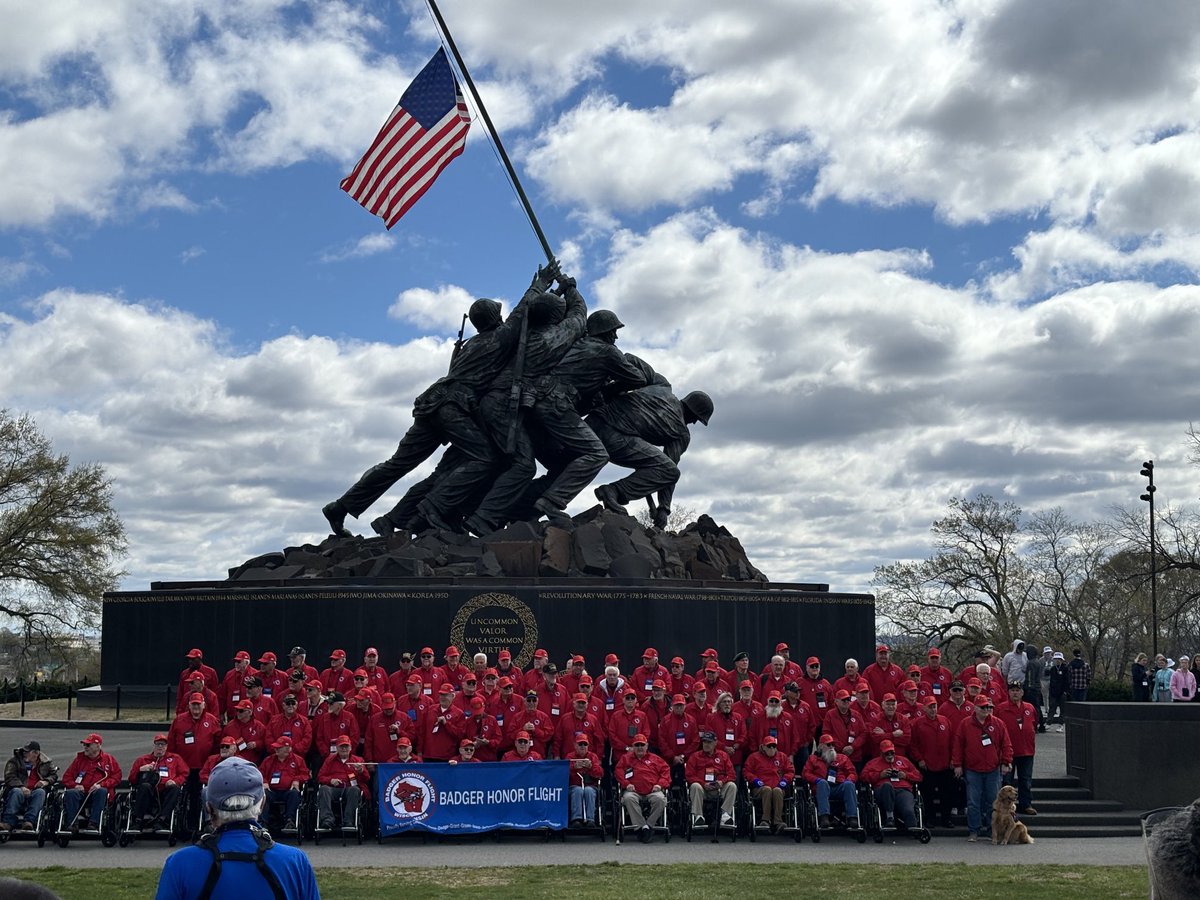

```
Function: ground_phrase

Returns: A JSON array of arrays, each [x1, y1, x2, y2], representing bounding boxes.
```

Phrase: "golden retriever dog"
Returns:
[[992, 784, 1034, 844]]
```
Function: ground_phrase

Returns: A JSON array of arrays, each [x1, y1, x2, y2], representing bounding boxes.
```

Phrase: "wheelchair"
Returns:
[[0, 784, 53, 847], [613, 785, 676, 844], [799, 781, 866, 844], [261, 783, 308, 844], [311, 782, 371, 845], [861, 782, 932, 844], [682, 781, 739, 843], [114, 778, 188, 847], [563, 782, 606, 840], [52, 785, 118, 848], [743, 782, 806, 843]]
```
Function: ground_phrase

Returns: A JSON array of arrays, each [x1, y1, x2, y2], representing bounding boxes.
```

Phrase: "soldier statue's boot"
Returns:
[[417, 500, 456, 533], [322, 501, 352, 538], [464, 515, 493, 538], [594, 484, 627, 514], [370, 515, 396, 537], [533, 497, 571, 523]]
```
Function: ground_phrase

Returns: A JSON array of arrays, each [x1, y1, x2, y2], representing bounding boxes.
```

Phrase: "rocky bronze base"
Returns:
[[227, 511, 768, 583]]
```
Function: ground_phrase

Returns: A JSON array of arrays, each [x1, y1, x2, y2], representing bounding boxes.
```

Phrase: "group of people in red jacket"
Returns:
[[148, 639, 1036, 842]]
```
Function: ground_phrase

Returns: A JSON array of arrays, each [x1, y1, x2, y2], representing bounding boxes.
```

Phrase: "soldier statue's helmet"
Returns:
[[681, 390, 714, 425], [586, 309, 625, 337], [528, 291, 567, 327], [469, 298, 503, 331]]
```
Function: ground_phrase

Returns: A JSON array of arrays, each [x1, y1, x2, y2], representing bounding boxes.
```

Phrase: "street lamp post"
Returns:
[[1140, 460, 1158, 658]]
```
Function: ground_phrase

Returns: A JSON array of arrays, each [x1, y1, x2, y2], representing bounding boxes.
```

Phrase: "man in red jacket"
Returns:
[[314, 692, 361, 759], [167, 691, 222, 814], [566, 736, 603, 826], [685, 732, 736, 828], [801, 733, 858, 830], [396, 673, 435, 726], [862, 644, 906, 703], [554, 694, 602, 758], [919, 648, 954, 703], [127, 734, 188, 831], [938, 681, 974, 733], [910, 697, 955, 828], [61, 733, 122, 832], [822, 690, 866, 769], [419, 684, 466, 761], [796, 657, 833, 717], [258, 737, 309, 832], [630, 648, 670, 700], [535, 663, 571, 722], [860, 739, 923, 829], [177, 650, 219, 712], [744, 735, 795, 832], [951, 698, 1013, 842], [501, 730, 542, 761], [218, 651, 258, 719], [508, 690, 553, 758], [266, 694, 313, 758], [657, 694, 701, 779], [222, 700, 268, 763], [461, 696, 502, 761], [608, 689, 652, 761], [177, 672, 218, 716], [257, 652, 290, 701], [364, 692, 410, 762], [321, 649, 355, 697], [316, 735, 369, 830], [995, 680, 1038, 815], [616, 734, 671, 841]]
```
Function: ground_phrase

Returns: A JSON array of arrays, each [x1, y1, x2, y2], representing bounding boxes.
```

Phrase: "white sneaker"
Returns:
[[720, 811, 734, 826], [1056, 724, 1064, 733]]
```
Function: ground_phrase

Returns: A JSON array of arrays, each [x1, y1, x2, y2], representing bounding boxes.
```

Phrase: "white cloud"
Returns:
[[319, 233, 395, 263], [389, 284, 482, 333], [179, 246, 206, 264]]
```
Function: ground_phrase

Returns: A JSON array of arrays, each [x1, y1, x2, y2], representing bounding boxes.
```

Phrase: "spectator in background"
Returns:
[[1171, 656, 1196, 703], [999, 640, 1028, 686], [1024, 645, 1047, 732], [1153, 655, 1174, 703], [1067, 649, 1092, 702], [1047, 652, 1068, 732], [1131, 653, 1151, 702]]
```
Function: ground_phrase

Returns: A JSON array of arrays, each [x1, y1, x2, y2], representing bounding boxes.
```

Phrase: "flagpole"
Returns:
[[424, 0, 556, 265]]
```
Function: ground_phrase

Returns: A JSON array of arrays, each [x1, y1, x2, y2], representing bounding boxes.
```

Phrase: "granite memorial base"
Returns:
[[102, 578, 874, 694]]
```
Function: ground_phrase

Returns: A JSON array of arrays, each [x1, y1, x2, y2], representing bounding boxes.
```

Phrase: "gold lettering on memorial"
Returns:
[[449, 592, 538, 669]]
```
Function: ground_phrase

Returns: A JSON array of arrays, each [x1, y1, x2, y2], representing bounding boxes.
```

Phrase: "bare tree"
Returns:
[[0, 410, 126, 664], [634, 502, 698, 533], [874, 495, 1034, 654]]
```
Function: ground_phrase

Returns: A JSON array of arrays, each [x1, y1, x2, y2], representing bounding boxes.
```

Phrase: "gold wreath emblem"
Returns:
[[449, 592, 538, 669]]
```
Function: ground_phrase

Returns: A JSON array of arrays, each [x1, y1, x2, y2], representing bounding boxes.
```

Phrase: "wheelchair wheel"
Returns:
[[918, 828, 932, 844]]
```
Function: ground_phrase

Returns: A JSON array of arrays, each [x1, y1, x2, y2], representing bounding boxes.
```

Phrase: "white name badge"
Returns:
[[237, 741, 247, 751], [704, 771, 714, 782], [158, 767, 169, 777], [551, 707, 560, 716], [184, 735, 195, 745], [424, 687, 432, 696], [827, 773, 837, 783], [981, 735, 992, 746], [725, 731, 734, 742], [270, 773, 281, 784]]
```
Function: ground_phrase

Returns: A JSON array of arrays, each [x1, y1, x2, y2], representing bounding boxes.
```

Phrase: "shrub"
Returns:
[[1087, 677, 1133, 702]]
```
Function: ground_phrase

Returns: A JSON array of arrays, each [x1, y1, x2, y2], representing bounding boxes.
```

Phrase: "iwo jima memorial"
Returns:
[[100, 2, 873, 689]]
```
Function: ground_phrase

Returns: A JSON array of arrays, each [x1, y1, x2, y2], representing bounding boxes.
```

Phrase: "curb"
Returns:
[[0, 720, 167, 732]]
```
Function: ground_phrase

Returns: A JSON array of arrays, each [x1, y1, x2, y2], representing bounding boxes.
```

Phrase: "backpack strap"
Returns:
[[196, 824, 287, 900]]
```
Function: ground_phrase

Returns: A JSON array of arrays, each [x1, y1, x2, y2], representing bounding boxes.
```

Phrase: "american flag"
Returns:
[[340, 48, 471, 229]]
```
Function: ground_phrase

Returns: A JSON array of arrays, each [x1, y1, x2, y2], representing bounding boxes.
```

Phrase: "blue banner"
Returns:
[[376, 760, 569, 835]]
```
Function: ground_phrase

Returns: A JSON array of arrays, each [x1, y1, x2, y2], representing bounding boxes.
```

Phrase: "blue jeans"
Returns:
[[569, 785, 596, 822], [873, 783, 916, 827], [1070, 689, 1087, 702], [63, 786, 108, 826], [1003, 756, 1034, 810], [964, 768, 1000, 836], [813, 779, 857, 818], [3, 787, 45, 827]]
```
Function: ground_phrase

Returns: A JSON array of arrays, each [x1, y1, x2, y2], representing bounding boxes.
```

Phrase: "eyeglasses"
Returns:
[[516, 739, 531, 744], [632, 742, 647, 747], [767, 700, 781, 705], [462, 747, 475, 752]]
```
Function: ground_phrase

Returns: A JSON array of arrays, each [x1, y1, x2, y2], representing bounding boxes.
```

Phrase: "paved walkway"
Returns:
[[0, 721, 1147, 870]]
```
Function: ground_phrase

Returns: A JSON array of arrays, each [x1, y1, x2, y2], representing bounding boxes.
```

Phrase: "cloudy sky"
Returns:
[[2, 0, 1199, 594]]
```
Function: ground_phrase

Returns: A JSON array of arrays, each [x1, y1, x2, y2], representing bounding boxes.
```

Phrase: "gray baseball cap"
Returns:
[[207, 757, 264, 812]]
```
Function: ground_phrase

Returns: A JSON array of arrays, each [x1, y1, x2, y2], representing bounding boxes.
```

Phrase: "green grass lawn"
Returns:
[[3, 863, 1148, 899]]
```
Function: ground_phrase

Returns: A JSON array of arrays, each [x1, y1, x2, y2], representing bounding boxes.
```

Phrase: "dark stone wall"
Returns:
[[103, 580, 874, 685], [1066, 701, 1200, 808]]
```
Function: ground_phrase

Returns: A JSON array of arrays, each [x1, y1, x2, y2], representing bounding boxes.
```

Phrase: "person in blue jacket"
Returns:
[[155, 756, 319, 900]]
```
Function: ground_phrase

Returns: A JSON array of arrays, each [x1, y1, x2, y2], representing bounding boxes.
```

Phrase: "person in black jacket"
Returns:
[[1131, 653, 1151, 702], [1047, 652, 1069, 732]]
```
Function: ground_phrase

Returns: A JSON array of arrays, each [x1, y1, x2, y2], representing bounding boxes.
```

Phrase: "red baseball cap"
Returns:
[[642, 647, 658, 658], [470, 697, 485, 710], [927, 648, 942, 657], [220, 736, 238, 748], [235, 700, 253, 711], [397, 736, 412, 747], [335, 735, 353, 747], [632, 733, 648, 744], [879, 740, 895, 753], [762, 735, 779, 746], [438, 684, 454, 694], [923, 697, 938, 707], [976, 698, 993, 708], [604, 653, 620, 666], [652, 679, 666, 690], [818, 733, 835, 745], [406, 673, 422, 684], [188, 692, 206, 703], [353, 668, 368, 678], [767, 690, 782, 700], [882, 693, 896, 702], [381, 693, 396, 709], [420, 647, 435, 656], [330, 649, 346, 659], [968, 678, 982, 688], [578, 675, 593, 686], [445, 646, 459, 657], [81, 733, 103, 745], [233, 650, 250, 661], [623, 688, 638, 699], [153, 733, 169, 743], [702, 648, 718, 658], [533, 648, 548, 659], [572, 693, 587, 702], [498, 677, 513, 688], [854, 681, 870, 693], [776, 642, 789, 652], [515, 731, 532, 742], [834, 690, 851, 700], [498, 650, 512, 660], [571, 655, 585, 664], [671, 656, 685, 666], [365, 647, 379, 656], [185, 648, 203, 659], [460, 738, 475, 749], [671, 694, 687, 705], [258, 651, 277, 663], [272, 737, 293, 749], [305, 680, 322, 690], [704, 661, 719, 672], [806, 656, 820, 666]]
